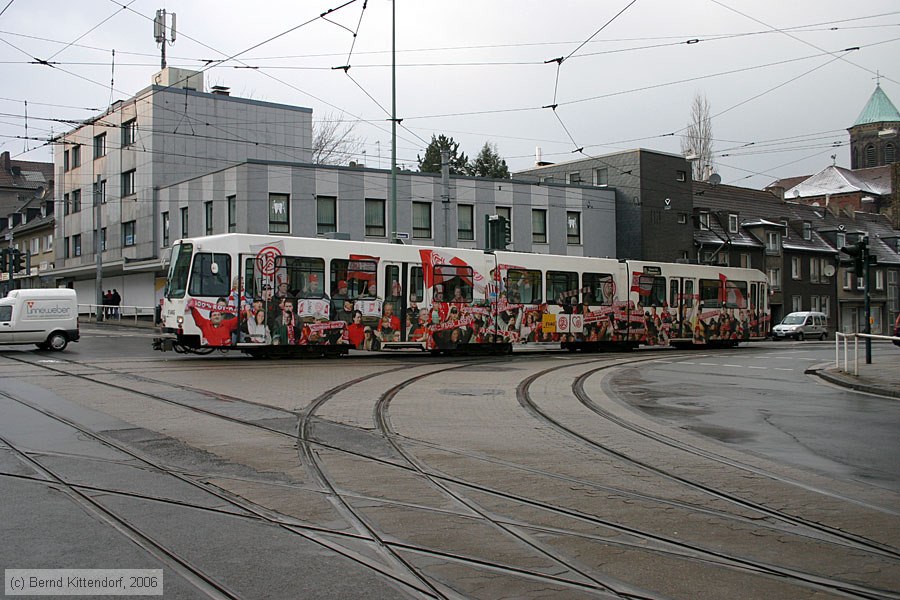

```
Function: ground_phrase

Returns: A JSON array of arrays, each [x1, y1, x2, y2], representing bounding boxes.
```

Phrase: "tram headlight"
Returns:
[[177, 315, 184, 326]]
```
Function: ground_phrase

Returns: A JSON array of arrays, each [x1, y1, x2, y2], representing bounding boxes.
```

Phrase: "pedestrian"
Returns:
[[111, 289, 121, 318], [103, 290, 112, 318]]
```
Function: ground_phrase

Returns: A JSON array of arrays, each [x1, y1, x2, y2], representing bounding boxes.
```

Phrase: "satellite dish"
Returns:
[[792, 189, 800, 198], [708, 173, 721, 186], [823, 264, 836, 277], [32, 186, 46, 200]]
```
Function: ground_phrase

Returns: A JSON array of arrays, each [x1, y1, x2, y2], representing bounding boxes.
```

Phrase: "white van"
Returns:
[[0, 288, 80, 351], [772, 311, 828, 341]]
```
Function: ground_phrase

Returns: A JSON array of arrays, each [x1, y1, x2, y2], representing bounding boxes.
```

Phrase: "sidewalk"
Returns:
[[809, 343, 900, 399]]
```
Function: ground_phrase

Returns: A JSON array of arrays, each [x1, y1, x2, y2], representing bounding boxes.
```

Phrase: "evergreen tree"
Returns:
[[417, 134, 469, 174], [469, 142, 510, 179]]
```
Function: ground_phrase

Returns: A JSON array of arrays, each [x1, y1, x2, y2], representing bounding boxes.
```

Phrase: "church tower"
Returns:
[[848, 84, 900, 169]]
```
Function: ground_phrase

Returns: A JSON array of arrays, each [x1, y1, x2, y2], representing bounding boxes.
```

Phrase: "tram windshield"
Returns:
[[166, 242, 193, 298]]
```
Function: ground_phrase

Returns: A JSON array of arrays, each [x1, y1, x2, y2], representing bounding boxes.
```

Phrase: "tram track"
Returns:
[[2, 350, 898, 598]]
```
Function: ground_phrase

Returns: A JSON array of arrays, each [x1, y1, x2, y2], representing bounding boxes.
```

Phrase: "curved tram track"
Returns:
[[0, 351, 897, 598]]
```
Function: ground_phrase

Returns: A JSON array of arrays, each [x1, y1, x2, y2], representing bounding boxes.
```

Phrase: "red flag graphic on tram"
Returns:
[[419, 249, 485, 292], [348, 254, 379, 283], [630, 272, 653, 296]]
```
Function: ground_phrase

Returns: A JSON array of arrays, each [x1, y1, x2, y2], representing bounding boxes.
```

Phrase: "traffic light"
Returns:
[[840, 237, 867, 277], [0, 250, 6, 273], [12, 250, 23, 273], [485, 214, 510, 250]]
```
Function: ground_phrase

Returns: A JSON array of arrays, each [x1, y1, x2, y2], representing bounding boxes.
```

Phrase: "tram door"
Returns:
[[669, 277, 696, 339], [382, 262, 424, 343]]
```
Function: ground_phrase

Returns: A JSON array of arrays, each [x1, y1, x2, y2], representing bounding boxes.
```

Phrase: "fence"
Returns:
[[834, 332, 900, 375], [78, 303, 156, 324]]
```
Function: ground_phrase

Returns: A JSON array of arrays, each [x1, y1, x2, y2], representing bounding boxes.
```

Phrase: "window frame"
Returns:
[[73, 234, 82, 257], [316, 195, 337, 236], [699, 212, 710, 230], [180, 206, 189, 238], [412, 201, 432, 239], [728, 213, 738, 234], [162, 211, 170, 247], [365, 198, 386, 237], [268, 193, 290, 234], [791, 256, 801, 280], [531, 208, 547, 244], [93, 132, 106, 159], [122, 220, 136, 247], [457, 204, 474, 241], [227, 195, 237, 233], [121, 119, 137, 147], [121, 169, 136, 197], [204, 201, 214, 235], [566, 211, 581, 245], [594, 167, 608, 186]]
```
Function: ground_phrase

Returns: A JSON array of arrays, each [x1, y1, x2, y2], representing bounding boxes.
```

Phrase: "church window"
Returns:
[[886, 143, 896, 164], [864, 144, 876, 168]]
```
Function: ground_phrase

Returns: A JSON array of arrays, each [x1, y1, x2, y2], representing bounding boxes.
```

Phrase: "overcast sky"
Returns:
[[1, 0, 898, 188]]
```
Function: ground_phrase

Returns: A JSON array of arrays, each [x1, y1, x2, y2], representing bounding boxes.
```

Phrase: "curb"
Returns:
[[808, 366, 900, 399]]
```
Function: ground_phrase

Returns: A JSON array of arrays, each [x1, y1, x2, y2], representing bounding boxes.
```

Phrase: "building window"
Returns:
[[496, 206, 512, 242], [45, 234, 53, 251], [594, 168, 608, 186], [316, 196, 337, 235], [677, 213, 687, 224], [699, 212, 709, 230], [122, 119, 137, 147], [180, 207, 189, 237], [365, 199, 385, 237], [821, 296, 831, 318], [802, 221, 812, 240], [781, 220, 789, 239], [886, 143, 896, 164], [566, 211, 581, 245], [73, 234, 82, 257], [740, 253, 750, 268], [99, 179, 107, 204], [843, 271, 852, 290], [71, 145, 81, 167], [100, 227, 107, 251], [227, 195, 236, 233], [810, 257, 821, 283], [766, 231, 780, 254], [791, 256, 801, 280], [568, 172, 582, 184], [875, 269, 884, 291], [457, 204, 474, 241], [204, 201, 213, 235], [857, 273, 865, 290], [767, 267, 781, 290], [63, 149, 70, 171], [412, 201, 432, 239], [532, 209, 547, 244], [836, 232, 846, 248], [63, 236, 70, 259], [162, 211, 169, 247], [93, 133, 106, 159], [71, 188, 81, 213], [864, 144, 876, 168], [728, 213, 738, 234], [676, 170, 687, 182], [30, 237, 40, 255], [121, 170, 136, 197], [792, 295, 802, 312], [268, 193, 290, 234], [122, 221, 136, 246]]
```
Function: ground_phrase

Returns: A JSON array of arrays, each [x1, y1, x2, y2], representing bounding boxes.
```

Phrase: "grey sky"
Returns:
[[1, 0, 897, 188]]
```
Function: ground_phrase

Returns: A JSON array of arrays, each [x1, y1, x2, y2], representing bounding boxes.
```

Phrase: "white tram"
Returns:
[[153, 234, 770, 357]]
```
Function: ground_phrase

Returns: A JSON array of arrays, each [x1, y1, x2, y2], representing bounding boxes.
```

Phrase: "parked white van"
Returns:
[[0, 288, 80, 351], [772, 311, 828, 341]]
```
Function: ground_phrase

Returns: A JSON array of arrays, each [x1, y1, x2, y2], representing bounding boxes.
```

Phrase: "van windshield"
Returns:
[[781, 314, 806, 325]]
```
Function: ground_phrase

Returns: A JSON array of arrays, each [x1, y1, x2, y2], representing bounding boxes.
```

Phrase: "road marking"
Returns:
[[774, 367, 793, 371], [722, 364, 742, 368], [748, 366, 768, 369]]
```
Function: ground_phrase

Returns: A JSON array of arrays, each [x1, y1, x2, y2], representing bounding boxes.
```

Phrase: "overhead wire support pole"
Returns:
[[94, 175, 103, 322], [390, 0, 397, 243]]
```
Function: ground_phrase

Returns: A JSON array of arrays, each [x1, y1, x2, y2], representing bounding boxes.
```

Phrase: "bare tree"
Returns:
[[312, 112, 365, 165], [681, 93, 715, 181]]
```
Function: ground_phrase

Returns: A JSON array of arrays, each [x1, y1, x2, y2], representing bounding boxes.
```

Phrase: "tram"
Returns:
[[152, 234, 770, 357]]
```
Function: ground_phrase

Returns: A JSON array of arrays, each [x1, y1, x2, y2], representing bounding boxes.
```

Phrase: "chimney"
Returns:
[[0, 151, 9, 173]]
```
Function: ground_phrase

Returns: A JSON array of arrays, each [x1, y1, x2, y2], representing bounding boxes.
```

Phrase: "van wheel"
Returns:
[[820, 332, 827, 341], [796, 332, 804, 341], [47, 333, 68, 351]]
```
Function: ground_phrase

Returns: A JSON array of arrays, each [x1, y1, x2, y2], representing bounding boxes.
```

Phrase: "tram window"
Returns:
[[331, 258, 377, 299], [635, 275, 666, 307], [699, 278, 722, 307], [670, 280, 679, 308], [548, 271, 578, 306], [166, 242, 193, 298], [385, 265, 402, 301], [684, 280, 694, 307], [434, 264, 473, 302], [583, 272, 614, 305], [189, 253, 231, 298], [243, 258, 257, 298], [506, 269, 542, 304], [276, 256, 326, 299], [724, 280, 748, 309], [410, 267, 424, 303]]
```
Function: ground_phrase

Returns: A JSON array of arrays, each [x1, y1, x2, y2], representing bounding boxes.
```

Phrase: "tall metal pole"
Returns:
[[441, 149, 450, 247], [94, 175, 103, 322], [390, 0, 397, 243]]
